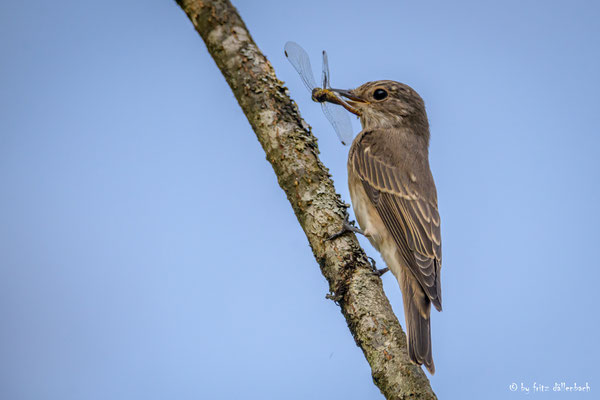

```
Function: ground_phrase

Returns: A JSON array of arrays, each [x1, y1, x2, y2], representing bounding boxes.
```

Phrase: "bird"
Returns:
[[324, 81, 442, 374]]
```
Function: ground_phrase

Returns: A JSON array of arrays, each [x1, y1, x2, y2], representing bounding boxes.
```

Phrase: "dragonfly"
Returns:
[[284, 41, 357, 146]]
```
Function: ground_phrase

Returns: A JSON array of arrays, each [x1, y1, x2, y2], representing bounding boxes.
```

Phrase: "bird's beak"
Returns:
[[329, 88, 367, 116], [312, 88, 365, 116], [330, 89, 363, 102]]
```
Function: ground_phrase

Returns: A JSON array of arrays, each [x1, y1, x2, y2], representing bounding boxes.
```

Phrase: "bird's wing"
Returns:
[[351, 132, 442, 310]]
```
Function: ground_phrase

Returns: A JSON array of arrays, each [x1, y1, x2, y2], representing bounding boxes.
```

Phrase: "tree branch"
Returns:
[[175, 1, 437, 398]]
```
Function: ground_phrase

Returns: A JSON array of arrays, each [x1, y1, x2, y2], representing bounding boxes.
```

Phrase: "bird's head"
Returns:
[[329, 80, 429, 132]]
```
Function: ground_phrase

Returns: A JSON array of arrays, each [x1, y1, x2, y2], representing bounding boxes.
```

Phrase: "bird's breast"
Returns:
[[348, 171, 380, 251], [348, 170, 406, 280]]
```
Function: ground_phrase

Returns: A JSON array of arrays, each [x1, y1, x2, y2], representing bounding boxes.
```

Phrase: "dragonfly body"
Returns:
[[311, 87, 329, 103]]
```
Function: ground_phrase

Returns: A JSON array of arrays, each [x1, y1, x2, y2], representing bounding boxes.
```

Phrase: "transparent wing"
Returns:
[[284, 41, 317, 92], [321, 102, 355, 146], [286, 42, 354, 146], [322, 50, 330, 89]]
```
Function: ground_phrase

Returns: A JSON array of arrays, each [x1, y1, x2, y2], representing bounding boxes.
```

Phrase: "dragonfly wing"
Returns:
[[322, 50, 330, 89], [321, 102, 355, 146], [284, 41, 317, 92], [286, 43, 354, 146]]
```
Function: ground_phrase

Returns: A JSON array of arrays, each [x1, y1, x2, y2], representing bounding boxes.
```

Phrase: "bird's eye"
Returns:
[[373, 88, 388, 100]]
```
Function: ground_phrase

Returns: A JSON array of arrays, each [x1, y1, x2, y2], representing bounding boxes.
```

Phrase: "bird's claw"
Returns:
[[327, 214, 364, 241], [368, 256, 389, 276]]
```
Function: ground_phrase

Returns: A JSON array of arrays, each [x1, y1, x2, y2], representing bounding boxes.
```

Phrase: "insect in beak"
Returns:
[[312, 88, 365, 116]]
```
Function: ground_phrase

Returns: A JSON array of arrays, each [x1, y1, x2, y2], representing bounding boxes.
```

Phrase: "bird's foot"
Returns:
[[327, 214, 364, 240], [368, 256, 389, 276]]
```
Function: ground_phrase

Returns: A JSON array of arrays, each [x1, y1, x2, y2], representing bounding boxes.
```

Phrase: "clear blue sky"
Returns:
[[1, 1, 598, 399]]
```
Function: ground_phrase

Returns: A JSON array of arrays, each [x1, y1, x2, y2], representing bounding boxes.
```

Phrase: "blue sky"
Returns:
[[1, 1, 599, 399]]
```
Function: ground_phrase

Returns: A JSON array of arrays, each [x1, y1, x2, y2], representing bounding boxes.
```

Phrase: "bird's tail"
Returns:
[[402, 274, 435, 374]]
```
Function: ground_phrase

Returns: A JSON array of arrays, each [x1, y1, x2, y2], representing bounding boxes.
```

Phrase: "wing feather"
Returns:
[[351, 131, 442, 310]]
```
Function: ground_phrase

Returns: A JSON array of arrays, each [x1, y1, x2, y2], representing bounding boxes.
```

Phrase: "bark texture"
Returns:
[[175, 1, 437, 398]]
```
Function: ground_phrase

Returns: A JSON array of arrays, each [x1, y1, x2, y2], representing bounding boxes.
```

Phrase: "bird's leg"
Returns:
[[368, 256, 389, 276], [327, 212, 365, 240]]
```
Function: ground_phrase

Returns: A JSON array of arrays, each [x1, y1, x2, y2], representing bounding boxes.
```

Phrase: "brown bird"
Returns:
[[323, 81, 442, 374]]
